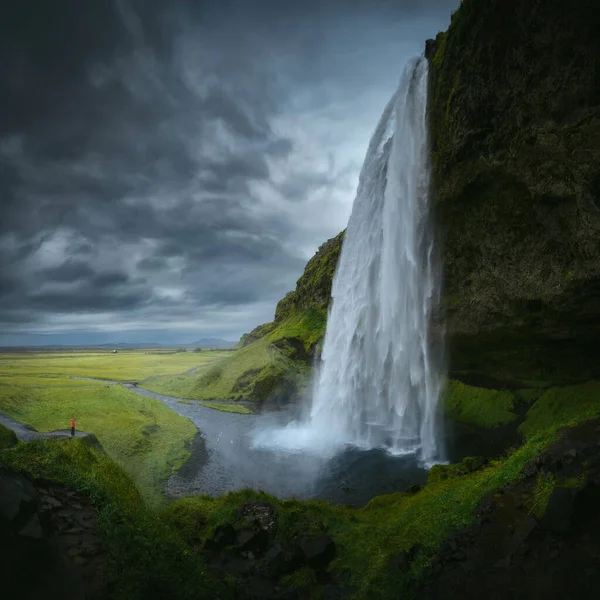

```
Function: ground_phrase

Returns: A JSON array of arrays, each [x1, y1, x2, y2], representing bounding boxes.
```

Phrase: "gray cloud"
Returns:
[[0, 0, 456, 344]]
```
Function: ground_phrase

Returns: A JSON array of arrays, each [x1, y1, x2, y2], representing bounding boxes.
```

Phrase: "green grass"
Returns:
[[518, 381, 600, 438], [161, 430, 552, 600], [443, 379, 518, 427], [0, 375, 110, 388], [143, 308, 323, 403], [0, 380, 196, 506], [0, 423, 18, 448], [2, 377, 599, 598], [0, 438, 229, 600], [198, 401, 252, 414], [0, 349, 231, 382]]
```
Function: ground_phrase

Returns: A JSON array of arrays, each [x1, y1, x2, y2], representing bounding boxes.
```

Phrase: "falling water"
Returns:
[[254, 57, 444, 464]]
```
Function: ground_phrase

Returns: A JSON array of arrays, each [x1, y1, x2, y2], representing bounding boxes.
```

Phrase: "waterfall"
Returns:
[[254, 56, 444, 464]]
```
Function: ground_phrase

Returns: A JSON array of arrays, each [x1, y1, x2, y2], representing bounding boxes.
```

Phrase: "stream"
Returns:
[[123, 384, 430, 506]]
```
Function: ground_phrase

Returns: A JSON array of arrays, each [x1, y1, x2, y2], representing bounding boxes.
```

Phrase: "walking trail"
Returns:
[[0, 413, 90, 442]]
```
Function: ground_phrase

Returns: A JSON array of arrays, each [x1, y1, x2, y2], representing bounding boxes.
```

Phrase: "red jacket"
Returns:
[[71, 419, 76, 428]]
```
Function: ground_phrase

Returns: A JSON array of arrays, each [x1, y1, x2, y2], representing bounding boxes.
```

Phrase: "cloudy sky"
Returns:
[[0, 0, 455, 346]]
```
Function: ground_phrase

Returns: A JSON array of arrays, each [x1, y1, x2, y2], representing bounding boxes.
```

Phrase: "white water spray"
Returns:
[[254, 57, 444, 464]]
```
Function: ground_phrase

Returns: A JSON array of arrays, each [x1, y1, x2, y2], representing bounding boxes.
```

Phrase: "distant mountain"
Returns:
[[0, 339, 236, 352]]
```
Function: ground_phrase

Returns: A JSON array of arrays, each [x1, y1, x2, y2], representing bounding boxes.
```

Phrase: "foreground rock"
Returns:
[[203, 500, 346, 599], [420, 418, 600, 599], [0, 469, 106, 598]]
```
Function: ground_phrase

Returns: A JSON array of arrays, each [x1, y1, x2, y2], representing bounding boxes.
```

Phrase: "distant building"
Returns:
[[112, 350, 118, 354]]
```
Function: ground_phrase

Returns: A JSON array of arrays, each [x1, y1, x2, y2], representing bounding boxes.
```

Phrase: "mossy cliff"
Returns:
[[426, 0, 600, 386], [143, 232, 344, 405], [4, 385, 600, 599]]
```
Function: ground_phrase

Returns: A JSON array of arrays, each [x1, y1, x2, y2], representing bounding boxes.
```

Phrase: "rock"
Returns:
[[281, 544, 306, 574], [300, 535, 336, 570], [240, 576, 277, 599], [405, 484, 422, 495], [41, 495, 63, 509], [541, 487, 577, 533], [223, 556, 255, 576], [212, 522, 236, 547], [0, 473, 38, 521], [18, 513, 43, 539], [238, 501, 277, 534], [237, 527, 269, 554]]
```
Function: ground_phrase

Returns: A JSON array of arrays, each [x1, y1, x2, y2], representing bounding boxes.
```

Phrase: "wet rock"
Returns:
[[541, 487, 577, 533], [300, 535, 336, 570], [237, 527, 269, 554], [224, 556, 255, 576], [239, 576, 277, 599], [0, 473, 38, 521], [280, 544, 306, 574], [259, 543, 284, 577], [18, 513, 43, 539], [210, 522, 236, 548]]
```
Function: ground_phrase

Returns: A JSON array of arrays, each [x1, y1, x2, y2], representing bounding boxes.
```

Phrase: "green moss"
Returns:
[[530, 473, 555, 518], [0, 423, 18, 448], [275, 231, 344, 322], [280, 567, 318, 589], [0, 438, 227, 599], [443, 380, 518, 428], [0, 382, 197, 507], [198, 401, 252, 414], [519, 381, 600, 439], [428, 0, 600, 387], [143, 308, 323, 405], [517, 388, 545, 405], [5, 373, 599, 600]]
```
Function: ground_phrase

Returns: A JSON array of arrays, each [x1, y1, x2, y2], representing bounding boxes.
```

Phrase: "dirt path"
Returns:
[[0, 413, 90, 442]]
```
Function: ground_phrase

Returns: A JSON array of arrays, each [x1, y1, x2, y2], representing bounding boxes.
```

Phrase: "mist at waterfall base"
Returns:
[[248, 56, 445, 500]]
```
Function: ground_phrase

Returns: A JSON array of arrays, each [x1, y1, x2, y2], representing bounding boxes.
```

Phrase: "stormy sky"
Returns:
[[0, 0, 455, 346]]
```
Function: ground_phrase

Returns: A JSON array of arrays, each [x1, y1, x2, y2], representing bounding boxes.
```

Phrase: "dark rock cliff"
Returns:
[[426, 0, 600, 385]]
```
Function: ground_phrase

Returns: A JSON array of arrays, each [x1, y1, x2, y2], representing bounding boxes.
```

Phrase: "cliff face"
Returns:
[[427, 0, 600, 385], [238, 231, 344, 350]]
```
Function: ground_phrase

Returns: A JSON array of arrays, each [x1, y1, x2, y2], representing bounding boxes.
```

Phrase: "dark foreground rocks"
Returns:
[[202, 500, 351, 600], [420, 418, 600, 600], [0, 469, 106, 599]]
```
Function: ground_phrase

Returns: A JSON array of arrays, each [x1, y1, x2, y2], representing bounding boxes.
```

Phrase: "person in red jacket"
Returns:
[[70, 418, 76, 437]]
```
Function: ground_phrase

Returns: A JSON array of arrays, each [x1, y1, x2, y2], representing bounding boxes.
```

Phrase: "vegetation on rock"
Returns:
[[145, 233, 344, 405], [0, 423, 18, 449], [426, 0, 600, 385]]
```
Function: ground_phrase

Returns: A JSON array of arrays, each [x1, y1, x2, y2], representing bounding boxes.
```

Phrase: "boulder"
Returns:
[[541, 486, 577, 533], [237, 527, 270, 554], [300, 535, 336, 570]]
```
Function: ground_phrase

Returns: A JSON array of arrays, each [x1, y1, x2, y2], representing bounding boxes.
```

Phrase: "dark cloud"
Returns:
[[0, 0, 456, 344], [38, 261, 96, 283]]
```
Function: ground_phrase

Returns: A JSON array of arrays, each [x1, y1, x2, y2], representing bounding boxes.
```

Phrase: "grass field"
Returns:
[[0, 349, 231, 383], [0, 349, 232, 505]]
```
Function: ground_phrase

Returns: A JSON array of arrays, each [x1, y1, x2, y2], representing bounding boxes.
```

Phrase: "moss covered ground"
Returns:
[[0, 382, 196, 506], [198, 401, 252, 414], [0, 395, 586, 599], [143, 308, 326, 404], [0, 423, 18, 448], [2, 372, 600, 598], [443, 380, 518, 428], [0, 439, 229, 600]]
